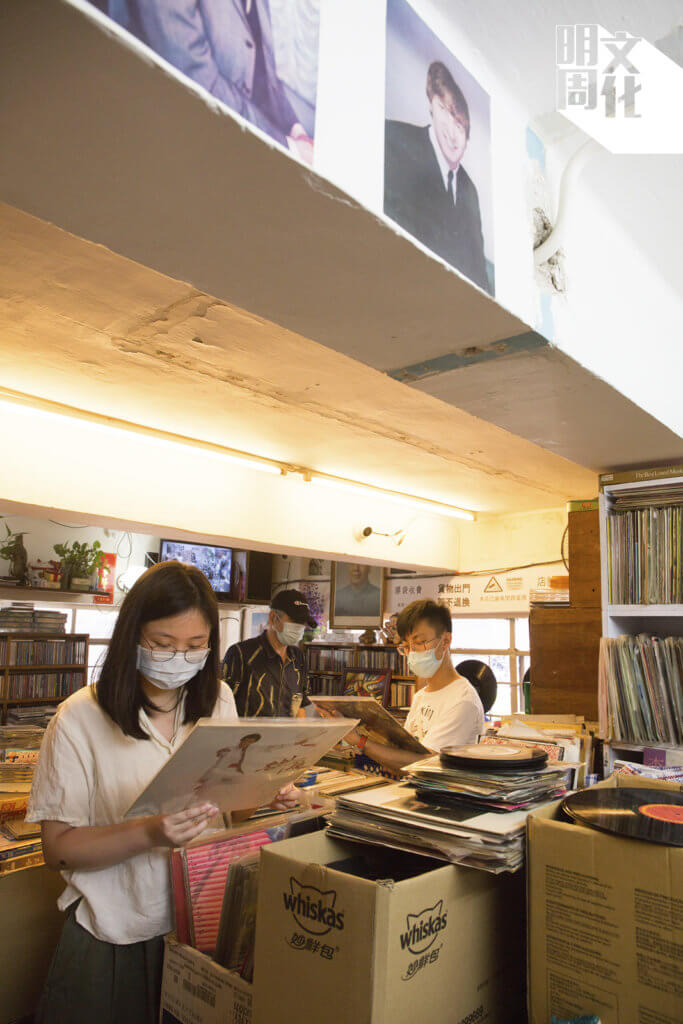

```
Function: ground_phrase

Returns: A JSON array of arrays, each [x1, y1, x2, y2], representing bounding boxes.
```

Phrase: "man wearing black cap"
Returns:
[[221, 589, 317, 717]]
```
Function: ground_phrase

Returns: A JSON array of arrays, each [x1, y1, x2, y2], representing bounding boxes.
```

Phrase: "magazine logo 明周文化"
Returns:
[[283, 877, 345, 936], [400, 899, 448, 955]]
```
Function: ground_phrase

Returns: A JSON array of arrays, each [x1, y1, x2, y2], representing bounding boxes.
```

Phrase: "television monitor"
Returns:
[[159, 540, 232, 596]]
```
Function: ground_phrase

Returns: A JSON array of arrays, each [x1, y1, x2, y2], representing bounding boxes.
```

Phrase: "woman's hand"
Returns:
[[147, 802, 219, 848], [269, 784, 299, 812]]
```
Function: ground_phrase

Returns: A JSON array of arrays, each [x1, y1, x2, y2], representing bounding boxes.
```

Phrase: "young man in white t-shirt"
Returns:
[[343, 600, 485, 773]]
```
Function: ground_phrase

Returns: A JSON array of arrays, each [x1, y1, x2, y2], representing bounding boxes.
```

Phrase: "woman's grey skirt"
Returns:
[[37, 904, 165, 1024]]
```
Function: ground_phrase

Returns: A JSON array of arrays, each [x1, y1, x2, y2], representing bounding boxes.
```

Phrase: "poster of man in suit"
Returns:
[[384, 0, 495, 295], [87, 0, 320, 164]]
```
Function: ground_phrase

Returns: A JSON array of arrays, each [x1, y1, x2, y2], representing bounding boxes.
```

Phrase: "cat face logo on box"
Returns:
[[222, 589, 316, 718], [400, 899, 448, 955], [283, 878, 345, 935]]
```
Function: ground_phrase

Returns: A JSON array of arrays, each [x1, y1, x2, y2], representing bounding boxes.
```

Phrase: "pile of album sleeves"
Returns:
[[326, 742, 574, 873]]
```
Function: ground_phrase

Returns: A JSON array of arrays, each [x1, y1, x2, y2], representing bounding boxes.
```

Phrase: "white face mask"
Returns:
[[274, 618, 306, 647], [407, 643, 445, 679], [136, 645, 210, 690]]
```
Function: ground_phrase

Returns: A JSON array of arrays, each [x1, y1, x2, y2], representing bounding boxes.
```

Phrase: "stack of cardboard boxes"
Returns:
[[161, 775, 682, 1024]]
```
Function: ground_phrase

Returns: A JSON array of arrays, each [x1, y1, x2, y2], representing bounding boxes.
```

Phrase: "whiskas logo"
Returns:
[[399, 899, 448, 954], [282, 878, 345, 935]]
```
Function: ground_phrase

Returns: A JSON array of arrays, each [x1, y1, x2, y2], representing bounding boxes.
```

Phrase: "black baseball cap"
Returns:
[[271, 589, 317, 627]]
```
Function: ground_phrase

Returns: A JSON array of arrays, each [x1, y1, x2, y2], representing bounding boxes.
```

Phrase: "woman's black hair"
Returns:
[[96, 560, 221, 739]]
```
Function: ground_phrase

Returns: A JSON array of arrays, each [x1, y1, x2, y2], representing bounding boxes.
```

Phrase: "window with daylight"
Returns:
[[451, 616, 529, 716]]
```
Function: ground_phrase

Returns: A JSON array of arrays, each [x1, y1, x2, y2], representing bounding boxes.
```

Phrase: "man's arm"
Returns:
[[360, 737, 431, 774], [297, 650, 312, 712]]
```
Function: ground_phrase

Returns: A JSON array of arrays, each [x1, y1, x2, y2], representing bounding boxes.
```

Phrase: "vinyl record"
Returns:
[[562, 788, 683, 846], [440, 744, 548, 772]]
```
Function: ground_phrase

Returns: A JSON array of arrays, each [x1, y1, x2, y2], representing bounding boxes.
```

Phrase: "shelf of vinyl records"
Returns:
[[598, 467, 683, 771], [0, 633, 88, 724], [599, 469, 683, 638]]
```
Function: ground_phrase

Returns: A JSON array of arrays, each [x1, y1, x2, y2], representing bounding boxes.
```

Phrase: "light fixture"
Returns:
[[0, 387, 476, 521], [311, 475, 475, 521], [0, 389, 281, 475]]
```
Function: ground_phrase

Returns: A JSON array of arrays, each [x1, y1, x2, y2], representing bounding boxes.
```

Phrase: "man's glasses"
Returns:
[[397, 637, 442, 658]]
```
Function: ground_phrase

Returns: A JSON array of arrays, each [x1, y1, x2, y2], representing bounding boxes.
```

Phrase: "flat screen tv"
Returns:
[[159, 540, 232, 596]]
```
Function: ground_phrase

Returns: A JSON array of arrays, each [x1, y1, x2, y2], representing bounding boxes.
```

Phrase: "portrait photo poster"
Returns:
[[384, 0, 495, 295], [126, 718, 354, 817], [330, 563, 384, 629], [86, 0, 321, 162]]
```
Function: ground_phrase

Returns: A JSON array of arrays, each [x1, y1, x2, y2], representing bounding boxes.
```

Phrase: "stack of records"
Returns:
[[32, 610, 67, 634], [6, 705, 59, 727], [327, 783, 528, 873], [0, 726, 45, 753], [214, 854, 261, 979], [406, 745, 571, 811], [0, 604, 35, 632], [327, 744, 573, 873], [0, 762, 35, 791], [171, 827, 279, 954]]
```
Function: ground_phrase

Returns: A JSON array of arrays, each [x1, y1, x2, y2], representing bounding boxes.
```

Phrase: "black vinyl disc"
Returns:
[[440, 743, 548, 772], [562, 787, 683, 846]]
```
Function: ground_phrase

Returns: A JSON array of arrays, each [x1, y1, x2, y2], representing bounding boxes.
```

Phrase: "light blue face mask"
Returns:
[[136, 645, 209, 689], [407, 643, 445, 679], [275, 619, 306, 647]]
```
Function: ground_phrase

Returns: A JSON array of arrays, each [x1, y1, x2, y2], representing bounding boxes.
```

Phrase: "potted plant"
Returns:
[[0, 522, 29, 584], [54, 540, 105, 591]]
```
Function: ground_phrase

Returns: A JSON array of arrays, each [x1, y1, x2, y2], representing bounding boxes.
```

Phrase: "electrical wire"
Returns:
[[116, 531, 133, 561], [271, 578, 331, 588], [560, 525, 569, 572]]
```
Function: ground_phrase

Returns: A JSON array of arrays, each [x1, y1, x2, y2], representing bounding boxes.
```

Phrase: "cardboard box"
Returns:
[[527, 775, 683, 1024], [253, 831, 526, 1024], [160, 934, 252, 1024]]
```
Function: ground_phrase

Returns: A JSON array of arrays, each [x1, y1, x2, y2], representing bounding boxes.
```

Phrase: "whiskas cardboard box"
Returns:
[[527, 775, 683, 1024], [159, 935, 252, 1024], [253, 832, 526, 1024]]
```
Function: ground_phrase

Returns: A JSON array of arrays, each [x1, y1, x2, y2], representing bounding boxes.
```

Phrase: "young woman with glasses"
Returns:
[[27, 559, 294, 1023]]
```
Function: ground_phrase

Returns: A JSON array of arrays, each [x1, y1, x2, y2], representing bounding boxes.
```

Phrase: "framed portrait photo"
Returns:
[[330, 563, 384, 629]]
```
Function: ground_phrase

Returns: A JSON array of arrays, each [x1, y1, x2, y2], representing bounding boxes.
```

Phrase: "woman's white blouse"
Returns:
[[26, 682, 238, 944]]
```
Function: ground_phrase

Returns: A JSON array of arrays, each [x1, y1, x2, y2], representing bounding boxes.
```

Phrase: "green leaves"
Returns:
[[53, 539, 105, 577]]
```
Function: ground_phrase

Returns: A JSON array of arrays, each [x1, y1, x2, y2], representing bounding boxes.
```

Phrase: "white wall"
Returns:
[[0, 398, 567, 589], [315, 0, 682, 438], [551, 161, 683, 437]]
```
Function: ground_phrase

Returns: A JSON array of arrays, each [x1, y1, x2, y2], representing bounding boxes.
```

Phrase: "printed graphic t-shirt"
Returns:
[[405, 677, 485, 752]]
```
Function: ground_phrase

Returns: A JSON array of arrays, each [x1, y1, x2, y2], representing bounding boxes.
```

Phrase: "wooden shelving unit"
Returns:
[[0, 632, 89, 724], [529, 502, 602, 719], [304, 642, 414, 707]]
